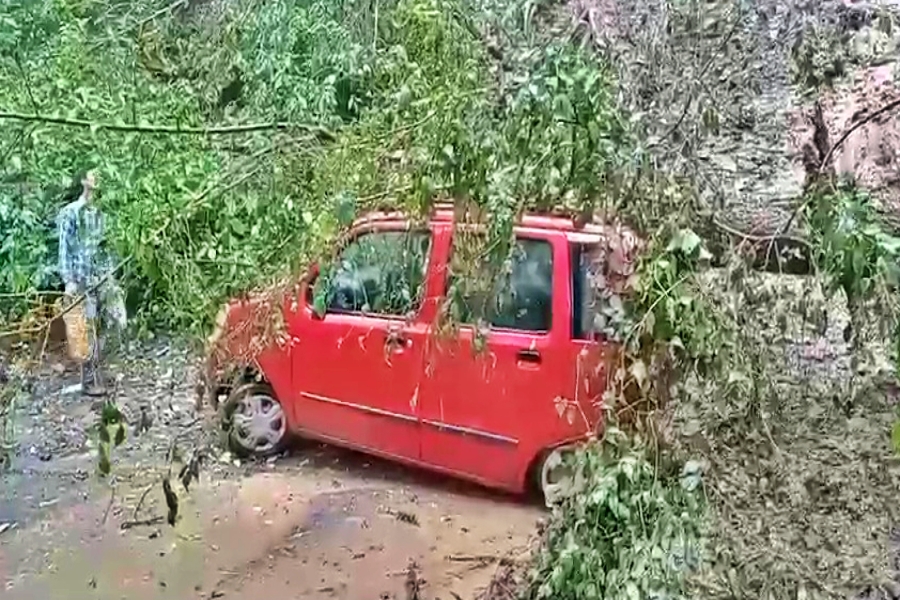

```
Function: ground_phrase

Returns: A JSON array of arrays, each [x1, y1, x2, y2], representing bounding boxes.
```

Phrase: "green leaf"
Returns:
[[99, 424, 111, 444], [666, 228, 702, 257], [101, 401, 122, 426], [230, 218, 247, 235], [114, 423, 126, 447], [98, 443, 111, 476], [629, 359, 648, 389], [625, 581, 640, 600]]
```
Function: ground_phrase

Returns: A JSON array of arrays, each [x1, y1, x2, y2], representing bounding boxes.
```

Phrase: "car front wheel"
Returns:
[[538, 445, 578, 507], [220, 382, 288, 457]]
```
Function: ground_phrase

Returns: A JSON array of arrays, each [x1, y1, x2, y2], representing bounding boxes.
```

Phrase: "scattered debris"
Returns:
[[446, 554, 499, 564], [381, 506, 420, 526], [132, 483, 155, 520], [162, 478, 178, 526], [404, 559, 422, 600], [476, 557, 528, 600], [0, 339, 540, 599], [120, 516, 165, 530], [178, 448, 204, 491], [395, 510, 419, 526], [60, 383, 82, 396], [100, 486, 116, 525], [134, 405, 154, 436]]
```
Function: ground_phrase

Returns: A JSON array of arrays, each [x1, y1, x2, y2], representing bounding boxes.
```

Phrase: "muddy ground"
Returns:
[[0, 340, 542, 600]]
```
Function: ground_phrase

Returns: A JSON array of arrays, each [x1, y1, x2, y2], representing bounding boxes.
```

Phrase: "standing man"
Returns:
[[57, 170, 127, 397]]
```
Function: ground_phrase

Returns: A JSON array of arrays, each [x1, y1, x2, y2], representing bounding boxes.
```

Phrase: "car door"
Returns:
[[419, 229, 572, 490], [287, 226, 434, 461]]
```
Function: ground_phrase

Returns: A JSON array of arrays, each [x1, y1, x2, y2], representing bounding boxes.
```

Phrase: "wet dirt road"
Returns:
[[0, 342, 542, 599], [1, 445, 542, 600]]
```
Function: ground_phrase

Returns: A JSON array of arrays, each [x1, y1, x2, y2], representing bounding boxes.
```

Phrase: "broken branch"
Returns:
[[120, 516, 165, 530], [0, 111, 337, 142], [818, 97, 900, 176], [132, 483, 155, 520]]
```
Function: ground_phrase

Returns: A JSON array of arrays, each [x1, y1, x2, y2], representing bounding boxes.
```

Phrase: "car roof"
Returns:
[[349, 202, 618, 238]]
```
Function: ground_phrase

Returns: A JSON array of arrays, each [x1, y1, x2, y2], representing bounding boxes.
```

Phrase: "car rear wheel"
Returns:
[[538, 445, 578, 507], [220, 382, 288, 457]]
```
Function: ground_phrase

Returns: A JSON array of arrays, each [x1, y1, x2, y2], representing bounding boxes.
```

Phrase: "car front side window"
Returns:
[[315, 230, 431, 317]]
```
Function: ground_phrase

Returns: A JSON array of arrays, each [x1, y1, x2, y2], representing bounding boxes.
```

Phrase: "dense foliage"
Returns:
[[0, 0, 627, 336], [531, 431, 706, 600]]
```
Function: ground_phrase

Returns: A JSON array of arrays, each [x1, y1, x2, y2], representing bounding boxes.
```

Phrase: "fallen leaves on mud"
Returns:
[[477, 558, 531, 600]]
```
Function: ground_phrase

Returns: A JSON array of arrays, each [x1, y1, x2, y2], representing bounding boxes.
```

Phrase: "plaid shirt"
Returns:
[[57, 196, 107, 288]]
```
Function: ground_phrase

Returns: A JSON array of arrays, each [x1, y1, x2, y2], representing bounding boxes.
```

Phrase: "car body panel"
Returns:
[[417, 228, 577, 491]]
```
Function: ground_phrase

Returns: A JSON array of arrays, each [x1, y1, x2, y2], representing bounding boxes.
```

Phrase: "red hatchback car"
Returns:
[[203, 204, 637, 501]]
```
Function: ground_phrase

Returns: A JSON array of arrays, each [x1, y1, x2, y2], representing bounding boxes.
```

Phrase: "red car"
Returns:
[[203, 204, 638, 501]]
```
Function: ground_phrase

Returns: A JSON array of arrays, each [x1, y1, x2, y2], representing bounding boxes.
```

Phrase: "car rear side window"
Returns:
[[446, 236, 553, 332], [318, 230, 431, 317], [571, 241, 623, 341], [571, 242, 598, 339]]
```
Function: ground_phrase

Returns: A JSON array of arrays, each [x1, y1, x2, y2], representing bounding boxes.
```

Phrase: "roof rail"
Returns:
[[427, 198, 610, 230], [431, 200, 456, 211]]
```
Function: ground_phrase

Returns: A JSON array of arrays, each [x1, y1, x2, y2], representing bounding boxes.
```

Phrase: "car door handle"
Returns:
[[385, 327, 409, 349], [516, 348, 541, 363]]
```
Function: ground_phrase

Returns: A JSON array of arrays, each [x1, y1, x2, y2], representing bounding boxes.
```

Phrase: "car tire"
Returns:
[[219, 382, 289, 458], [537, 445, 578, 508]]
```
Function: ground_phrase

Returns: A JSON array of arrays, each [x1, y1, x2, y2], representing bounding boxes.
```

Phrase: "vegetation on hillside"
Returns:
[[2, 1, 900, 600]]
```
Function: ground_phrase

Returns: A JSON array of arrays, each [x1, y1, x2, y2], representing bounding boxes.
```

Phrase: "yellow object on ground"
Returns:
[[61, 299, 90, 361]]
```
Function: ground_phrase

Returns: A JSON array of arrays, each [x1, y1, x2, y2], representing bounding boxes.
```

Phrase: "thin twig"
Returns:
[[12, 52, 41, 115], [101, 485, 116, 525], [0, 291, 65, 299], [37, 320, 53, 367], [0, 111, 336, 142], [0, 124, 32, 167], [712, 214, 812, 248], [132, 483, 156, 520], [445, 554, 500, 563], [819, 97, 900, 177]]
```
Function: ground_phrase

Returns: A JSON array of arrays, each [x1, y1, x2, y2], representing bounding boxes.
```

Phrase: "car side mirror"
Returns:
[[309, 281, 328, 321], [303, 263, 327, 320]]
